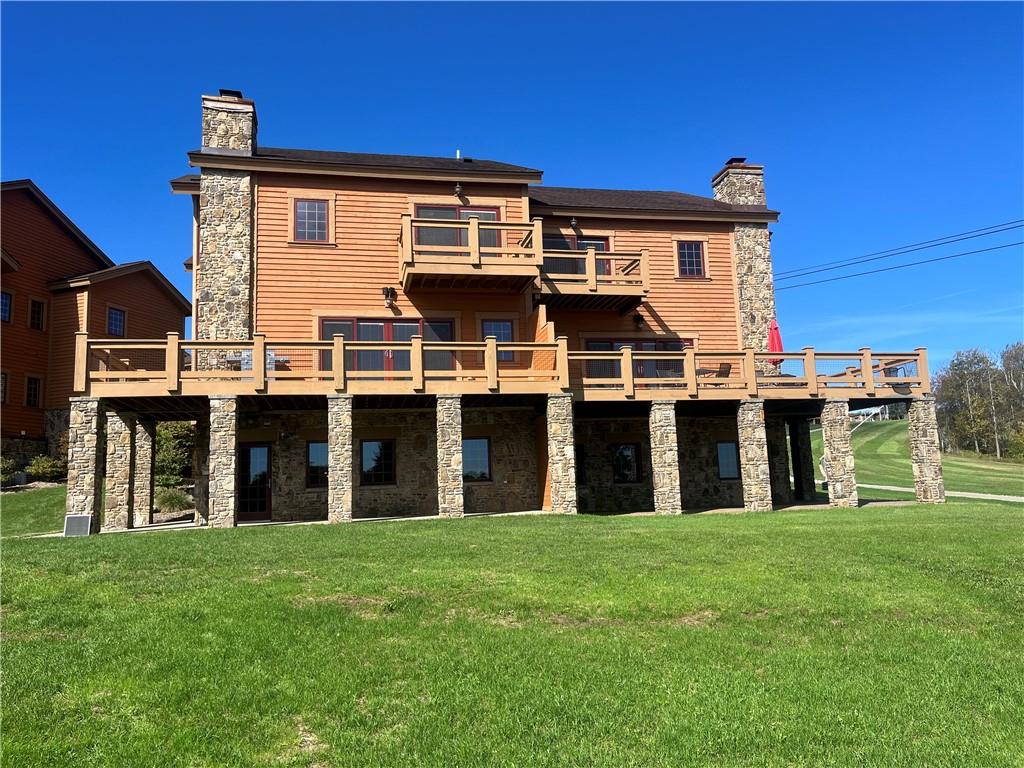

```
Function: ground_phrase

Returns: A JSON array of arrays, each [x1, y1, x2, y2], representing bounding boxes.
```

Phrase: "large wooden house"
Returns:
[[63, 90, 944, 532]]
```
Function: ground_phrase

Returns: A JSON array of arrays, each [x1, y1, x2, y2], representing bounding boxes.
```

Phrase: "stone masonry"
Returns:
[[820, 400, 858, 508], [201, 93, 256, 153], [133, 420, 155, 527], [649, 401, 683, 515], [546, 393, 578, 514], [327, 395, 354, 522], [788, 418, 817, 502], [765, 416, 793, 506], [436, 395, 463, 518], [102, 411, 135, 532], [908, 398, 945, 503], [192, 416, 210, 526], [208, 396, 238, 527], [65, 398, 104, 530], [736, 400, 772, 512]]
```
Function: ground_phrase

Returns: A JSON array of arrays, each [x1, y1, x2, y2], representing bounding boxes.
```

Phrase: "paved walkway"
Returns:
[[856, 483, 1024, 503]]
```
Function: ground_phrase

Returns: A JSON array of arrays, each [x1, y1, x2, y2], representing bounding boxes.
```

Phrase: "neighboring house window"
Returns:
[[463, 437, 491, 482], [1, 372, 7, 404], [612, 443, 641, 483], [717, 442, 740, 480], [107, 307, 126, 337], [25, 376, 41, 408], [307, 441, 328, 488], [676, 241, 706, 278], [0, 292, 10, 323], [28, 299, 45, 330], [482, 319, 514, 362], [294, 199, 329, 242], [360, 439, 396, 485]]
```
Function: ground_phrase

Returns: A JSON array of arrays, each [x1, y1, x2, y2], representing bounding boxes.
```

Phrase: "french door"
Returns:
[[584, 338, 690, 381], [414, 205, 500, 251], [320, 318, 455, 374], [238, 443, 271, 522]]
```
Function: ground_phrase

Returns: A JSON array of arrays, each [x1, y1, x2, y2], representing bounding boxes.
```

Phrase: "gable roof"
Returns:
[[48, 260, 192, 315], [1, 179, 115, 269], [528, 185, 778, 220]]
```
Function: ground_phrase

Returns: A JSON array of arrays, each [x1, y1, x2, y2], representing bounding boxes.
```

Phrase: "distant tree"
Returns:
[[155, 421, 195, 487]]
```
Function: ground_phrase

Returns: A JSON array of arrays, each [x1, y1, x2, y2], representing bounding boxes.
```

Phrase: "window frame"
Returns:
[[480, 317, 515, 363], [462, 436, 493, 483], [27, 297, 46, 331], [611, 442, 643, 484], [716, 441, 741, 480], [1, 371, 8, 404], [306, 440, 329, 489], [359, 438, 397, 486], [318, 316, 456, 372], [672, 235, 710, 280], [24, 375, 42, 408], [287, 192, 335, 246], [0, 291, 11, 323], [106, 304, 127, 337]]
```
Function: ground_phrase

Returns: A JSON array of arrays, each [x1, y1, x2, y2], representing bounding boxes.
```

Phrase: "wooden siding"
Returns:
[[45, 291, 87, 411]]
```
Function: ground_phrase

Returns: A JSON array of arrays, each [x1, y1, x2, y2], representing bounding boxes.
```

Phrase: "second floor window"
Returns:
[[107, 307, 126, 337], [294, 199, 328, 242], [29, 299, 45, 330], [676, 241, 706, 278], [0, 292, 10, 323], [25, 376, 41, 408], [481, 319, 514, 362]]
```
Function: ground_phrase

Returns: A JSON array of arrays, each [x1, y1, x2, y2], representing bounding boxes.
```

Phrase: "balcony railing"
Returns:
[[74, 332, 929, 402]]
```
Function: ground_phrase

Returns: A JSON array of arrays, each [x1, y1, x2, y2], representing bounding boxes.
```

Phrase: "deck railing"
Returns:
[[540, 248, 649, 293], [73, 333, 929, 401]]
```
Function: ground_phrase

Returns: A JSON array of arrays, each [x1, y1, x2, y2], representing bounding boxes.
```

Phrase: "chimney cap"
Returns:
[[725, 156, 748, 166], [218, 88, 245, 99]]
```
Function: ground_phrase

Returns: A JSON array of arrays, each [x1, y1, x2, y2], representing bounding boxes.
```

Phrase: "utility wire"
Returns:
[[776, 220, 1024, 280], [776, 241, 1023, 291]]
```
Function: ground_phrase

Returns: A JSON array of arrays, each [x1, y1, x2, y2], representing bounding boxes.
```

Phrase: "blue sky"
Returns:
[[3, 2, 1021, 367]]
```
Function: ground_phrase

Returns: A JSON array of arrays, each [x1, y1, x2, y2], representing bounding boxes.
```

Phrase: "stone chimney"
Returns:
[[711, 158, 776, 355], [196, 90, 255, 344]]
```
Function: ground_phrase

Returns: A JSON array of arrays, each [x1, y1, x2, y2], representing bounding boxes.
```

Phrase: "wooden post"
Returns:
[[621, 346, 635, 398], [468, 216, 481, 265], [586, 247, 597, 291], [252, 334, 266, 391], [860, 347, 876, 396], [803, 347, 818, 397], [556, 336, 569, 390], [165, 332, 180, 392], [532, 217, 544, 263], [684, 347, 697, 397], [73, 332, 89, 393], [410, 335, 424, 391], [640, 249, 651, 291], [915, 347, 930, 396], [400, 214, 413, 264], [485, 335, 498, 390], [333, 335, 346, 392], [743, 348, 758, 397]]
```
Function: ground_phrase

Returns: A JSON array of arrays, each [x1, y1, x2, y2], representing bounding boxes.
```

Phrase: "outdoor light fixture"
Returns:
[[454, 182, 463, 196], [632, 313, 644, 328], [570, 217, 578, 228], [382, 286, 398, 308]]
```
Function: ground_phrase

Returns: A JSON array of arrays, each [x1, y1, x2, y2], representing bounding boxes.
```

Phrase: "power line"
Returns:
[[775, 220, 1024, 280], [776, 241, 1023, 291]]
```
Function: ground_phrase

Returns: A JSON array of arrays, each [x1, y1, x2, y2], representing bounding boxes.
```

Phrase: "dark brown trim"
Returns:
[[306, 440, 329, 489], [238, 442, 273, 522], [716, 441, 740, 480], [359, 438, 397, 486], [462, 436, 493, 483], [106, 305, 127, 337], [675, 239, 707, 279], [27, 298, 46, 331], [24, 374, 43, 409]]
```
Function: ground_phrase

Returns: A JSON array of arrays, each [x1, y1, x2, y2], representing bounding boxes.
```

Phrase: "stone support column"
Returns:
[[546, 393, 577, 514], [649, 401, 682, 515], [821, 400, 858, 508], [765, 416, 793, 506], [436, 395, 464, 518], [101, 411, 136, 532], [208, 396, 238, 528], [327, 395, 354, 522], [788, 418, 817, 502], [192, 416, 210, 526], [132, 420, 155, 527], [737, 400, 772, 512], [65, 397, 104, 534], [908, 398, 945, 503]]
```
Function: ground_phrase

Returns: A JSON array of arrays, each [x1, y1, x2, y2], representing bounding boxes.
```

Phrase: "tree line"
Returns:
[[933, 342, 1023, 459]]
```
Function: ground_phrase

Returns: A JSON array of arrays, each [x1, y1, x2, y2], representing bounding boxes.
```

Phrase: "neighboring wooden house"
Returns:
[[63, 90, 945, 534], [1, 180, 190, 465]]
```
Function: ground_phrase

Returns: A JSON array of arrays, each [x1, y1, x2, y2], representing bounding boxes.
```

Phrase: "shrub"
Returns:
[[155, 486, 194, 514], [26, 454, 67, 482], [156, 421, 195, 488], [0, 457, 17, 487]]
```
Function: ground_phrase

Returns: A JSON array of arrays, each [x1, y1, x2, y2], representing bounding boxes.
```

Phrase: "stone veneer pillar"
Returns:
[[546, 394, 577, 514], [908, 398, 945, 503], [649, 401, 683, 515], [327, 395, 354, 522], [436, 395, 464, 518], [737, 400, 772, 512], [192, 416, 210, 526], [65, 397, 104, 533], [765, 416, 793, 506], [101, 411, 136, 532], [208, 396, 238, 528], [788, 418, 817, 502], [133, 420, 156, 527], [820, 400, 858, 508]]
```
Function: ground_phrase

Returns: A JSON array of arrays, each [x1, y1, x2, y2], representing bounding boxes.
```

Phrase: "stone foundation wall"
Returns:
[[101, 411, 135, 532], [737, 400, 772, 512], [575, 417, 654, 513], [677, 416, 744, 508], [45, 408, 70, 458], [65, 398, 103, 526], [908, 398, 945, 503], [133, 421, 155, 527], [464, 408, 540, 514], [351, 408, 438, 519], [820, 400, 857, 508], [765, 416, 793, 506]]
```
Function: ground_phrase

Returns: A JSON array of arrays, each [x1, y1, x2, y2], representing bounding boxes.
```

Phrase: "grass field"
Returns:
[[2, 500, 1022, 766], [811, 420, 1024, 497], [0, 486, 66, 538]]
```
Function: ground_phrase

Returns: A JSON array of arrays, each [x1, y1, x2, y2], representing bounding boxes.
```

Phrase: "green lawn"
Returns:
[[811, 420, 1024, 497], [3, 501, 1022, 766], [0, 485, 66, 538]]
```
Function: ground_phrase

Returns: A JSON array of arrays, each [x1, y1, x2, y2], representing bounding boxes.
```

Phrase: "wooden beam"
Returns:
[[485, 335, 498, 390], [252, 334, 266, 391], [860, 347, 876, 396], [333, 335, 346, 392], [556, 336, 569, 390], [165, 332, 180, 392], [803, 347, 818, 397], [621, 346, 635, 398], [74, 332, 89, 393], [410, 335, 424, 391]]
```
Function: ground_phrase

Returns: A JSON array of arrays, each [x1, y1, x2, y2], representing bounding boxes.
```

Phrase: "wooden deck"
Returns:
[[74, 333, 930, 402]]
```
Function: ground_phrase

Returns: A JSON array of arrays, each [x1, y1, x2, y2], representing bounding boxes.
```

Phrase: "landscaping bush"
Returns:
[[156, 421, 195, 488], [155, 486, 194, 514], [25, 455, 67, 482], [0, 456, 17, 487]]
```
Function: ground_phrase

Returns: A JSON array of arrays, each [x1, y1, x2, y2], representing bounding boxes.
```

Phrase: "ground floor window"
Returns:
[[320, 317, 454, 372], [307, 441, 328, 488], [463, 437, 491, 482], [717, 441, 740, 479], [584, 338, 693, 380], [361, 439, 396, 485], [24, 376, 41, 408], [612, 443, 642, 483]]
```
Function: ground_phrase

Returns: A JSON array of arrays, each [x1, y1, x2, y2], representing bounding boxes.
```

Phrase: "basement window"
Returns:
[[612, 443, 642, 484], [463, 438, 492, 482], [307, 442, 328, 488], [717, 442, 740, 480], [360, 439, 396, 486]]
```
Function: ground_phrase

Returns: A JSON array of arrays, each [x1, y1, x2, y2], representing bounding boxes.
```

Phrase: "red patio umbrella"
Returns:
[[767, 318, 784, 366]]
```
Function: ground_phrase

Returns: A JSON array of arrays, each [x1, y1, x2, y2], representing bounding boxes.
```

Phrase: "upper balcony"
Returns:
[[537, 248, 649, 313]]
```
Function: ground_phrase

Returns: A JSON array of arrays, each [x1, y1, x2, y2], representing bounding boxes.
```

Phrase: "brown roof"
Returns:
[[528, 185, 777, 218], [48, 260, 191, 315]]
